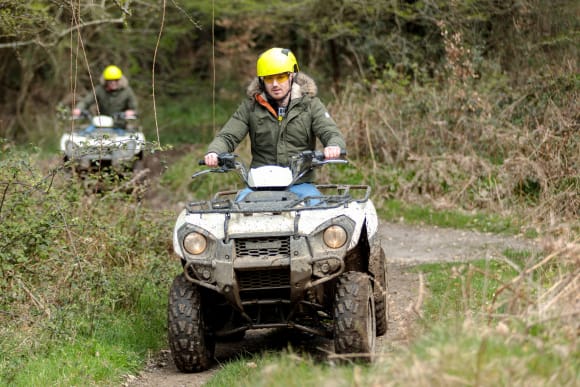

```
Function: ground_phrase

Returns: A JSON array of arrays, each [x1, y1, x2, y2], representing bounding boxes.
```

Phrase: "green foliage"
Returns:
[[0, 141, 175, 385], [417, 259, 521, 321], [390, 322, 579, 386], [378, 199, 520, 234], [3, 282, 171, 386], [0, 144, 64, 295], [206, 351, 358, 387], [334, 63, 579, 225], [143, 91, 240, 146]]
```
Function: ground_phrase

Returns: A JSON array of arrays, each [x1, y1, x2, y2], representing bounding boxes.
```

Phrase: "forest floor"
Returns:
[[122, 147, 538, 387]]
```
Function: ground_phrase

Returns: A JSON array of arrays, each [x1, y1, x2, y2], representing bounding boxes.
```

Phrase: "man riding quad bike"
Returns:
[[62, 64, 145, 176], [168, 151, 388, 372]]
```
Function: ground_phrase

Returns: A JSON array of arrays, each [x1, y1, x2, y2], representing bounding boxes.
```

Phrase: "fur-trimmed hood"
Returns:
[[98, 74, 130, 89], [246, 72, 318, 99]]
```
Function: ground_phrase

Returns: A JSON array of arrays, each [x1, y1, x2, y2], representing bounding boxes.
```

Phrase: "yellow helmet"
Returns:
[[103, 65, 123, 81], [256, 48, 299, 77]]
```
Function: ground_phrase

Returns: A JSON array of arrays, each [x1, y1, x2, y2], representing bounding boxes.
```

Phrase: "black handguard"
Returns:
[[296, 149, 347, 162]]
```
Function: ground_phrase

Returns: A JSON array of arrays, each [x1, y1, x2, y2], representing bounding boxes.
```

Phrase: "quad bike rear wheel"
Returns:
[[374, 247, 388, 336], [168, 273, 215, 372], [333, 271, 376, 357]]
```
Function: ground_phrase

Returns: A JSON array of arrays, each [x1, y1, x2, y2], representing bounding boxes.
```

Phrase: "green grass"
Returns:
[[206, 351, 361, 387], [415, 258, 525, 322], [378, 198, 528, 235], [1, 282, 171, 386], [378, 323, 579, 386]]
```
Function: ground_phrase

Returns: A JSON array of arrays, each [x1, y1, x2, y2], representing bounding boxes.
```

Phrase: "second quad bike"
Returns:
[[168, 151, 387, 372], [60, 111, 146, 174]]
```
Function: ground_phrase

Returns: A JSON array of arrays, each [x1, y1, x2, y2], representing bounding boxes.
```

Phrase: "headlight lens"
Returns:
[[323, 225, 347, 249], [183, 232, 207, 255]]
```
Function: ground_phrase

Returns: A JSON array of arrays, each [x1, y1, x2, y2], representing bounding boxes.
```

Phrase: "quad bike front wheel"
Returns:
[[168, 273, 215, 372], [333, 271, 376, 357]]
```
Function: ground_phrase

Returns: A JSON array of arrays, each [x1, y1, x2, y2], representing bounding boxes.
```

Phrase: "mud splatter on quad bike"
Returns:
[[168, 151, 388, 372], [59, 111, 146, 192]]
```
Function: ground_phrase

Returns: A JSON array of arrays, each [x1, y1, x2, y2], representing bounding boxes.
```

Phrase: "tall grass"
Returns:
[[330, 31, 579, 230], [366, 239, 579, 386], [0, 142, 176, 385]]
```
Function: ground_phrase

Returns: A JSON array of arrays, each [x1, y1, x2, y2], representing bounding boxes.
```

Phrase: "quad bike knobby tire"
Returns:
[[333, 271, 376, 357], [374, 247, 388, 336], [168, 273, 215, 372]]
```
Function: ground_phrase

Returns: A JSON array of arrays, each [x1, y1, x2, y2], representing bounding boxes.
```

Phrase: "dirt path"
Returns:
[[123, 220, 537, 387]]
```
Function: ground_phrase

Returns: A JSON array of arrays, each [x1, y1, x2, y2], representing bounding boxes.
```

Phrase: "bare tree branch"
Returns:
[[0, 18, 125, 49]]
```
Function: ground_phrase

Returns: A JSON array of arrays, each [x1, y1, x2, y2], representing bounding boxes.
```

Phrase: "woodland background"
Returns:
[[1, 0, 578, 225], [0, 1, 578, 385]]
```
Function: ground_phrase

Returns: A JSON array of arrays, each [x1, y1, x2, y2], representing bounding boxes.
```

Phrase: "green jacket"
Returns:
[[207, 73, 346, 181], [76, 75, 138, 116]]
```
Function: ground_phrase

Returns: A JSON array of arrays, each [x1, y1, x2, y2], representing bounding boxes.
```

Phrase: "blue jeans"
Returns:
[[236, 183, 321, 204]]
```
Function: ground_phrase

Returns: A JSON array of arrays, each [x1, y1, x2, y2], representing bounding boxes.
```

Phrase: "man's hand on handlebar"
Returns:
[[124, 109, 137, 119], [204, 152, 219, 167], [323, 146, 341, 160]]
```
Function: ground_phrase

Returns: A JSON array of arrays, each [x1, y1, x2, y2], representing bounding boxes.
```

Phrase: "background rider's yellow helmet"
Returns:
[[256, 48, 299, 77], [103, 65, 123, 81]]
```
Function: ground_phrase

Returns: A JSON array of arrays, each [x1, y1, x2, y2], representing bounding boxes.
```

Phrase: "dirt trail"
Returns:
[[123, 150, 539, 387]]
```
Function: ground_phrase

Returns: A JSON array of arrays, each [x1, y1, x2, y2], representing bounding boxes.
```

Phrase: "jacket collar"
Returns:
[[98, 75, 129, 89], [246, 72, 318, 100]]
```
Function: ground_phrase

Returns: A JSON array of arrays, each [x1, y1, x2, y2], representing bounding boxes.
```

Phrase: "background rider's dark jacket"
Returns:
[[76, 75, 138, 116]]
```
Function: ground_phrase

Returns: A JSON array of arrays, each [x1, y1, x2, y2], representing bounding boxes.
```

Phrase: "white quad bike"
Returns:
[[169, 150, 387, 372], [60, 111, 146, 175]]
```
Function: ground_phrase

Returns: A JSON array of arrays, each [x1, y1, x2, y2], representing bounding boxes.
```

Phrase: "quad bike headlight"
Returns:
[[65, 140, 77, 156], [183, 232, 207, 255], [323, 225, 347, 249]]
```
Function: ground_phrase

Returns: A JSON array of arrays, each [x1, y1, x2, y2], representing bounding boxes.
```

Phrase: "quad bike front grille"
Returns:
[[236, 268, 290, 292], [235, 237, 291, 259]]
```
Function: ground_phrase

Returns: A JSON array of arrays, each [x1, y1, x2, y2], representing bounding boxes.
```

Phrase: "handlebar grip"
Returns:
[[198, 160, 206, 166]]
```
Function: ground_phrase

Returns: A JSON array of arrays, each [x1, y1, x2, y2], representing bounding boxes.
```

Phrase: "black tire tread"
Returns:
[[333, 271, 376, 354], [167, 273, 214, 372], [374, 247, 388, 336]]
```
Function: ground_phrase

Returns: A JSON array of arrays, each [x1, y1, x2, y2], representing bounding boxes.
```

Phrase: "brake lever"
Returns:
[[191, 166, 232, 179]]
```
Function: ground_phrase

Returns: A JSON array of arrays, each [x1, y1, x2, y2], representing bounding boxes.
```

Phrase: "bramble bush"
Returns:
[[0, 141, 175, 379], [331, 33, 579, 228]]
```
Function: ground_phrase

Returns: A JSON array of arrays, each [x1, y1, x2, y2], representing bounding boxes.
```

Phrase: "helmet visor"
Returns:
[[262, 72, 290, 84]]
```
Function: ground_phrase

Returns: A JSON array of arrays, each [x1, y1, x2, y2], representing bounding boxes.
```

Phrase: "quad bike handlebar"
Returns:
[[194, 150, 348, 187], [197, 150, 347, 167], [71, 110, 138, 121]]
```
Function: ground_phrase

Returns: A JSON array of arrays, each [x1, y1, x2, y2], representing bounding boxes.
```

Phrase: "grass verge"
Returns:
[[203, 250, 578, 386], [1, 280, 174, 386]]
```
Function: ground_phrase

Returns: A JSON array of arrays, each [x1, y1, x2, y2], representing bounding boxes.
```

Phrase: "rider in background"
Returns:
[[204, 47, 346, 199], [72, 65, 138, 129]]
